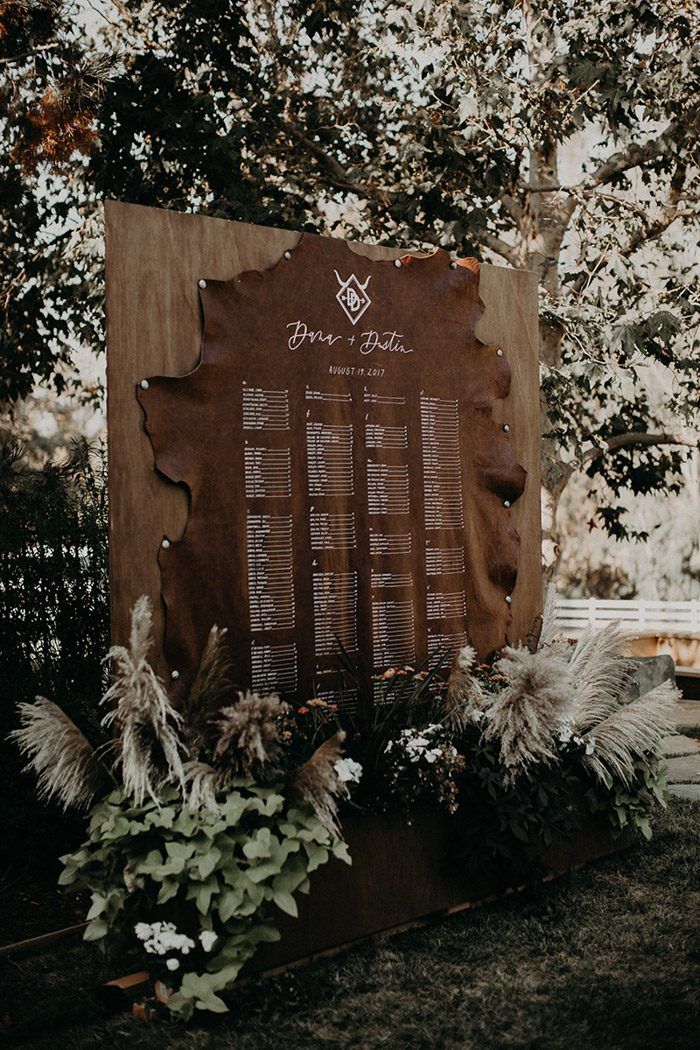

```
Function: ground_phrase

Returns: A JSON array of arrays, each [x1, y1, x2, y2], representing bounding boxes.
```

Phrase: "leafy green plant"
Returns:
[[450, 729, 582, 885], [0, 438, 109, 723], [585, 754, 669, 841], [60, 782, 349, 1018], [334, 647, 450, 807], [12, 588, 677, 1023], [12, 599, 357, 1016]]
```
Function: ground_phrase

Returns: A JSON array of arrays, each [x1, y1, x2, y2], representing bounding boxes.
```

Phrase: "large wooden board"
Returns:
[[105, 201, 541, 669]]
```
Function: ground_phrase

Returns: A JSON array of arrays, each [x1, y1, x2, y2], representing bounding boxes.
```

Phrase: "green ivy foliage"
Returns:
[[60, 783, 350, 1018], [585, 754, 668, 842], [449, 732, 582, 887]]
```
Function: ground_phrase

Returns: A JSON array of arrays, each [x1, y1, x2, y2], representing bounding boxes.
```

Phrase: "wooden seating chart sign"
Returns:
[[105, 203, 542, 701]]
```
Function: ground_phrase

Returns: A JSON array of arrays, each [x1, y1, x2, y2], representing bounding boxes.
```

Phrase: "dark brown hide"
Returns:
[[138, 234, 526, 703]]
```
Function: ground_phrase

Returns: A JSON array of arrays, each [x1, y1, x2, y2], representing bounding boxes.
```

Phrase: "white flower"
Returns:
[[166, 958, 180, 972], [136, 921, 194, 956], [334, 757, 363, 784], [585, 738, 596, 756], [409, 736, 429, 749], [558, 725, 573, 744], [199, 930, 218, 952], [424, 749, 441, 764]]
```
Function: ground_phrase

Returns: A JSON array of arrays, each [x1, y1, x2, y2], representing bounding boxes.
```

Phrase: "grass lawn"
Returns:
[[2, 799, 698, 1049]]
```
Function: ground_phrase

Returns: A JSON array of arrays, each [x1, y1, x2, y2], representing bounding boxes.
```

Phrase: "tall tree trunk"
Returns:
[[519, 3, 578, 579]]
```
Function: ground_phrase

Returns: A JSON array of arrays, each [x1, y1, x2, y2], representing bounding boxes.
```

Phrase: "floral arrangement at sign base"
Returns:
[[12, 590, 679, 1019]]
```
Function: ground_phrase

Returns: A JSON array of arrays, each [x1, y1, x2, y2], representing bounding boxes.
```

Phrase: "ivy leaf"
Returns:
[[217, 888, 245, 923], [186, 876, 219, 915], [83, 919, 109, 941], [189, 847, 221, 881], [86, 894, 106, 920], [157, 878, 180, 905], [272, 890, 298, 918]]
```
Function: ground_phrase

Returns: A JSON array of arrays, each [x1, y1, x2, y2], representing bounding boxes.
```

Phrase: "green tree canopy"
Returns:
[[1, 0, 698, 555]]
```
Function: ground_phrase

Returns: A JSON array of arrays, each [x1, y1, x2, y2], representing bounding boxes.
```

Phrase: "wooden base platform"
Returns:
[[245, 807, 632, 976]]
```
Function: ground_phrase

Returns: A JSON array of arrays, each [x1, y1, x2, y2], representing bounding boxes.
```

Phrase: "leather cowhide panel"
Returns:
[[138, 233, 527, 705]]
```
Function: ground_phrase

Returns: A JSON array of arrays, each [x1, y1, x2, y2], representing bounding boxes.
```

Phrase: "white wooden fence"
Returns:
[[554, 598, 700, 638]]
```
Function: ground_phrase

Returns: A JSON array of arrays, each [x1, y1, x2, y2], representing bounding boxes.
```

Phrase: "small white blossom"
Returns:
[[558, 725, 573, 744], [334, 757, 363, 784], [585, 738, 596, 756], [134, 921, 195, 956], [199, 930, 218, 952]]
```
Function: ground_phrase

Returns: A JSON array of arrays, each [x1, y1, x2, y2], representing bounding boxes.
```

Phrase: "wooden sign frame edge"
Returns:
[[104, 200, 542, 672]]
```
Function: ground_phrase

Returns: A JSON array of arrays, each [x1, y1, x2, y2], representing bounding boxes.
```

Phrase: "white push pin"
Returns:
[[503, 423, 510, 433], [171, 669, 180, 681], [394, 258, 402, 268], [198, 278, 207, 289], [139, 379, 149, 390], [503, 500, 511, 508], [161, 539, 170, 550], [505, 595, 512, 605], [283, 250, 292, 260], [496, 348, 504, 357]]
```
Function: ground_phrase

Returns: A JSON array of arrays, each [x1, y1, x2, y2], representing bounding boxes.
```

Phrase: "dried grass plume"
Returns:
[[583, 680, 678, 786], [292, 731, 347, 836], [568, 622, 633, 732], [11, 698, 109, 811], [213, 691, 288, 777], [483, 645, 575, 781], [538, 583, 560, 649], [445, 645, 485, 730], [183, 625, 235, 752], [101, 595, 186, 805], [184, 760, 225, 813]]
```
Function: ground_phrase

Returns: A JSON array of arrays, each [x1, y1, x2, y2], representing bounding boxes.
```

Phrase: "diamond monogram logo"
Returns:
[[334, 270, 372, 326]]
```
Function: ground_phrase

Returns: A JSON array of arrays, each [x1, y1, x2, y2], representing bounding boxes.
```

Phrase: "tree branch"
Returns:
[[568, 161, 692, 294], [582, 120, 685, 191], [582, 431, 697, 465], [283, 119, 398, 204], [477, 231, 518, 267], [619, 160, 691, 256]]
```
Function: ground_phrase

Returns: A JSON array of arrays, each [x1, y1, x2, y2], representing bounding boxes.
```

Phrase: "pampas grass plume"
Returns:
[[292, 731, 347, 836], [445, 645, 485, 730], [101, 595, 186, 805], [184, 625, 235, 729], [583, 680, 678, 785], [483, 644, 575, 780], [11, 698, 108, 811], [568, 622, 633, 732], [213, 691, 287, 777], [184, 760, 224, 813]]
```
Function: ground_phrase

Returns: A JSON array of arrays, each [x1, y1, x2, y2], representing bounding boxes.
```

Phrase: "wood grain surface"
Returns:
[[104, 201, 541, 669]]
